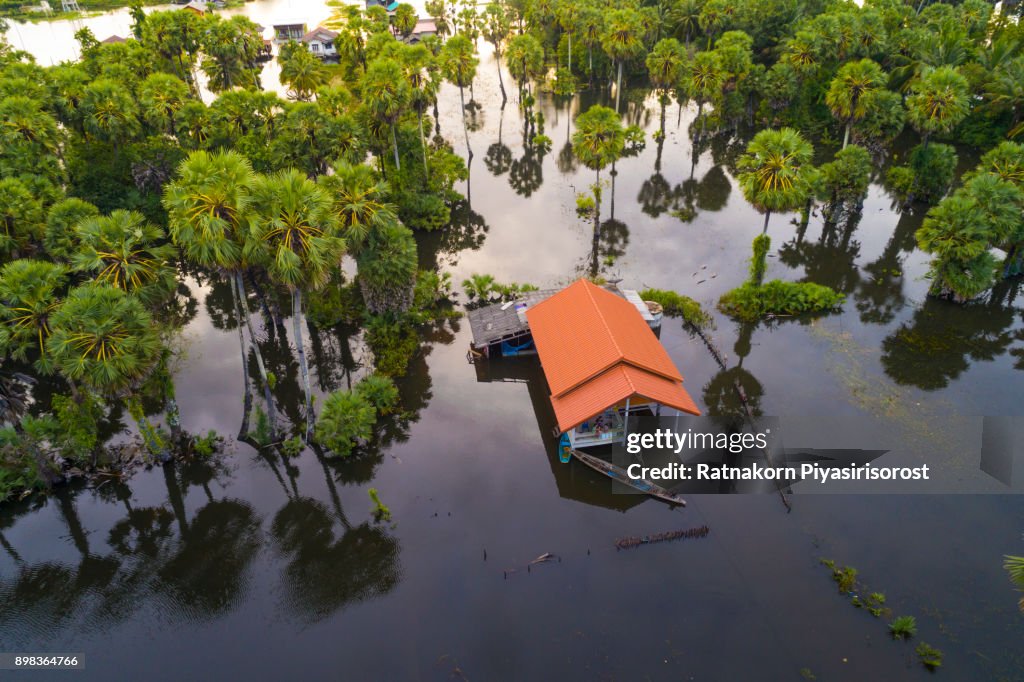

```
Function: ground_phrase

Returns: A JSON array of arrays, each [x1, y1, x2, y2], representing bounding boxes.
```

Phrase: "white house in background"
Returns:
[[300, 26, 339, 59]]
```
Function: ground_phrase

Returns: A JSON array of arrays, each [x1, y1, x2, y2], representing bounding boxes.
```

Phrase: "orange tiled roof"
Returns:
[[526, 279, 700, 432]]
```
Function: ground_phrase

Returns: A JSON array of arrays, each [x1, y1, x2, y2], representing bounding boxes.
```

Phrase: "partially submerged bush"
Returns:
[[639, 288, 712, 328], [365, 314, 419, 377], [719, 280, 844, 321], [355, 373, 399, 416], [315, 389, 376, 457], [889, 615, 917, 640]]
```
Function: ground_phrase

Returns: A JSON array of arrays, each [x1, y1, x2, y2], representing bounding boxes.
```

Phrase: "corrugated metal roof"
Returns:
[[526, 279, 682, 398], [527, 279, 700, 432]]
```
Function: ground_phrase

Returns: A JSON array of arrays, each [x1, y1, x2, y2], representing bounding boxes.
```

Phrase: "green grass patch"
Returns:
[[718, 280, 844, 321]]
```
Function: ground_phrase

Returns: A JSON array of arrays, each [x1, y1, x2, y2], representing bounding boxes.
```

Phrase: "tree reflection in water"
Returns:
[[881, 282, 1020, 391], [701, 322, 765, 419]]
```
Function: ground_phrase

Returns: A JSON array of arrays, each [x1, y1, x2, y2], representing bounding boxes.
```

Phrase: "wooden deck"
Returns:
[[466, 289, 558, 350], [569, 449, 686, 507]]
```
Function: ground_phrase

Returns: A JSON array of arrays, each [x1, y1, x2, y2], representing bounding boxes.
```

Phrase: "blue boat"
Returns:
[[558, 433, 572, 463]]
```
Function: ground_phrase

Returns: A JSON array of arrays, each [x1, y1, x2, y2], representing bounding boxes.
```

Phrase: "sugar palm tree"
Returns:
[[573, 106, 627, 240], [357, 220, 418, 314], [906, 66, 970, 149], [685, 51, 724, 141], [279, 41, 328, 102], [80, 78, 141, 146], [482, 1, 510, 106], [0, 260, 67, 377], [362, 58, 411, 170], [505, 34, 544, 107], [439, 34, 478, 165], [393, 4, 418, 39], [646, 38, 687, 138], [163, 150, 276, 438], [826, 59, 886, 148], [44, 198, 99, 261], [71, 210, 177, 309], [317, 162, 397, 254], [139, 72, 190, 136], [737, 128, 815, 234], [602, 8, 645, 114], [576, 6, 603, 82], [916, 194, 996, 301], [399, 44, 438, 174], [0, 177, 44, 259], [961, 173, 1024, 277], [247, 169, 344, 439]]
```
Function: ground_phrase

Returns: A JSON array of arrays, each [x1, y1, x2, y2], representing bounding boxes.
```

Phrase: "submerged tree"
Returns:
[[602, 8, 645, 114], [825, 59, 886, 149], [916, 194, 996, 301], [573, 106, 626, 271], [736, 128, 815, 234], [439, 34, 478, 166], [906, 66, 970, 148]]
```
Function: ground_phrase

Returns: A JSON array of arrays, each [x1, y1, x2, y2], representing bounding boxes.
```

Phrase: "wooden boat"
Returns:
[[569, 448, 686, 507]]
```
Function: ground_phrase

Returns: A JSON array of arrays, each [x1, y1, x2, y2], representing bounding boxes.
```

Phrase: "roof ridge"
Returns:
[[584, 280, 624, 361]]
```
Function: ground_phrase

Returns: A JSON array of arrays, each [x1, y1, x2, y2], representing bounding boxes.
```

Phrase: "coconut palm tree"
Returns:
[[916, 194, 996, 301], [826, 59, 886, 148], [439, 34, 478, 165], [602, 8, 645, 114], [906, 66, 970, 148], [317, 162, 397, 254], [163, 150, 276, 438], [573, 105, 627, 241], [737, 128, 815, 234], [361, 58, 411, 170], [247, 169, 344, 439], [0, 260, 67, 376], [71, 210, 177, 309]]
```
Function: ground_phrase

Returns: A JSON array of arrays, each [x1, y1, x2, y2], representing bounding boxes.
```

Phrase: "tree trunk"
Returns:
[[417, 110, 429, 175], [762, 211, 771, 235], [843, 121, 851, 149], [567, 33, 572, 75], [495, 48, 507, 107], [615, 60, 623, 114], [391, 124, 401, 170], [230, 274, 253, 440], [235, 271, 276, 439], [292, 288, 314, 440], [458, 84, 472, 162]]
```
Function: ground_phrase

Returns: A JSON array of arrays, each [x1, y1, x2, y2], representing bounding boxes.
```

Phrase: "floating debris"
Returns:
[[530, 552, 560, 565], [615, 525, 710, 550]]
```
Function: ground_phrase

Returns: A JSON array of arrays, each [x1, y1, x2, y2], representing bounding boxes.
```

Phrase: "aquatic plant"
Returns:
[[719, 280, 844, 321], [192, 430, 220, 458], [915, 642, 943, 670], [1005, 555, 1024, 612], [889, 615, 917, 640], [369, 487, 392, 522]]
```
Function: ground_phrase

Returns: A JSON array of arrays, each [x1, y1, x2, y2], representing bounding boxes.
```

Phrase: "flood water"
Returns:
[[3, 2, 1024, 680]]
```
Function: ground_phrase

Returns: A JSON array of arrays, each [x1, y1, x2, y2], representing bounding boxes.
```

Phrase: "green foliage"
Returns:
[[281, 436, 305, 457], [50, 392, 103, 463], [886, 143, 957, 205], [889, 615, 917, 640], [368, 487, 392, 522], [365, 314, 419, 377], [315, 388, 376, 457], [44, 198, 99, 261], [817, 145, 872, 221], [720, 281, 844, 321], [1005, 555, 1024, 613], [737, 128, 815, 220], [358, 221, 418, 315], [573, 105, 626, 173], [249, 405, 272, 448], [915, 642, 943, 670], [306, 279, 365, 328], [748, 234, 770, 285], [916, 194, 997, 301], [355, 373, 399, 416], [638, 288, 712, 328], [192, 430, 220, 458], [0, 431, 46, 503], [575, 194, 596, 220]]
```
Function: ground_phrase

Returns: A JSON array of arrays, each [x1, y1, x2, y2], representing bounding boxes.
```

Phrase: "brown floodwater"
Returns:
[[2, 5, 1024, 680]]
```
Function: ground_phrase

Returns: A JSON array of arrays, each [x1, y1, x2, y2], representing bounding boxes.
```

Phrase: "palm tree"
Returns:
[[317, 162, 397, 254], [916, 194, 996, 301], [737, 128, 815, 234], [505, 34, 544, 111], [961, 173, 1024, 277], [361, 58, 411, 171], [646, 38, 686, 139], [439, 34, 478, 166], [1006, 555, 1024, 613], [685, 51, 724, 141], [392, 4, 418, 39], [399, 44, 438, 174], [247, 169, 344, 439], [826, 59, 886, 148], [0, 260, 67, 377], [44, 198, 99, 261], [674, 0, 701, 48], [357, 220, 418, 314], [983, 55, 1024, 138], [602, 9, 645, 114], [557, 1, 580, 75], [906, 66, 970, 148], [573, 105, 627, 242], [71, 210, 177, 308], [139, 72, 190, 136], [576, 6, 603, 81], [163, 150, 276, 438], [0, 177, 44, 259], [482, 2, 511, 106], [80, 79, 141, 146], [279, 41, 328, 102], [698, 0, 733, 49]]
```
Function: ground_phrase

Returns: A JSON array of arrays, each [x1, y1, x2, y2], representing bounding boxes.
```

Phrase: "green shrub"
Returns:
[[281, 436, 305, 457], [355, 373, 399, 416], [639, 288, 712, 328], [249, 405, 272, 448], [315, 389, 376, 457], [748, 233, 771, 285], [192, 430, 220, 458], [718, 280, 844, 321], [306, 279, 365, 328], [889, 615, 917, 640], [365, 314, 419, 377], [368, 487, 392, 521]]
